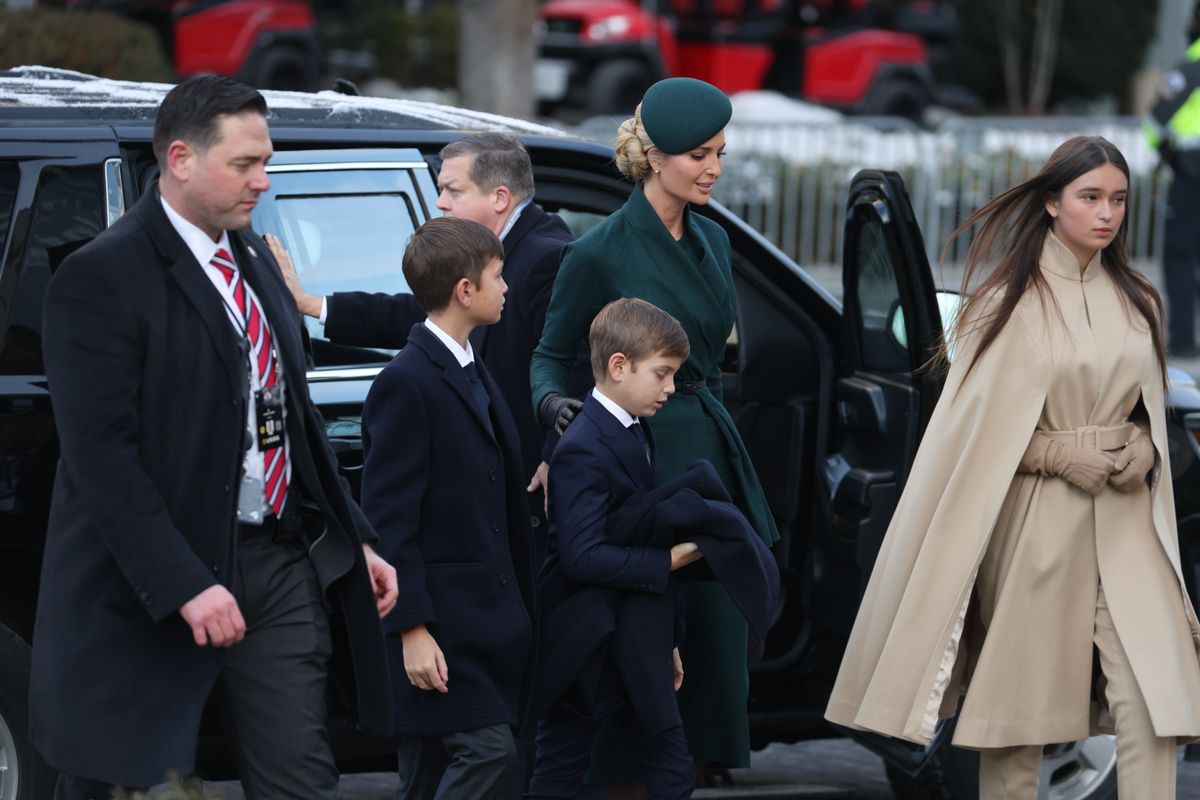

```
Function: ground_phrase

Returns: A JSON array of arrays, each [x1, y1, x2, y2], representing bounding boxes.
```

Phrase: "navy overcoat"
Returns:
[[361, 323, 538, 735]]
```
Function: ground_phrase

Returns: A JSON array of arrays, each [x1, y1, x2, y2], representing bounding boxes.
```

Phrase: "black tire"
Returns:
[[252, 47, 317, 92], [0, 624, 55, 800], [887, 738, 1118, 800], [586, 60, 651, 117]]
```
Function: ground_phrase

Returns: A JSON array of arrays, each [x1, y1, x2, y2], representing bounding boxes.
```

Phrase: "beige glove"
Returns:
[[1108, 429, 1155, 493], [1018, 431, 1115, 495]]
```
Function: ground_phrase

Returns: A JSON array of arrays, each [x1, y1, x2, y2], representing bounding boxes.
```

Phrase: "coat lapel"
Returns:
[[409, 325, 498, 444], [140, 191, 244, 395], [232, 230, 307, 393], [583, 396, 653, 488]]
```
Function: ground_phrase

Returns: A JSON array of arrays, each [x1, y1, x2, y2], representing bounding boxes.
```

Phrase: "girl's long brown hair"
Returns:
[[943, 135, 1166, 386]]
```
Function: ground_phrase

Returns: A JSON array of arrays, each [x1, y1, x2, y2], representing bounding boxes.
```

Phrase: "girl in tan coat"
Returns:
[[826, 136, 1200, 797]]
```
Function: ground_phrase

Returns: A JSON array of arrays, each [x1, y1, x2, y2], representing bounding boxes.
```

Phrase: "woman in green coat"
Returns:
[[530, 77, 780, 792]]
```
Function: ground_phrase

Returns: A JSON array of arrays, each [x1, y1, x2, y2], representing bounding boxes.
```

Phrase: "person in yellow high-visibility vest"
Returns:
[[1148, 1, 1200, 357]]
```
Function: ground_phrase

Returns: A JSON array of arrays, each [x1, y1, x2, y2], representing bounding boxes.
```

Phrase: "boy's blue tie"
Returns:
[[629, 421, 651, 465], [463, 361, 495, 438]]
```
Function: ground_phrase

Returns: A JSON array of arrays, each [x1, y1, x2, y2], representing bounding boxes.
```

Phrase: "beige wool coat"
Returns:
[[825, 231, 1200, 748]]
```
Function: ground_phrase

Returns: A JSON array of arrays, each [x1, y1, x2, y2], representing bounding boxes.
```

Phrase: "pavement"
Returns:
[[152, 737, 1200, 798]]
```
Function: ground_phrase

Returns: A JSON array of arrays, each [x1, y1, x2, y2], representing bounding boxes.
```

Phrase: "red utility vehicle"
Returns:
[[62, 0, 323, 90], [536, 0, 965, 119]]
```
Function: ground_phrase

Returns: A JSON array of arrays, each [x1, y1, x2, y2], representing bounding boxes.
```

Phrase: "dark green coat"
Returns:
[[531, 184, 778, 547], [531, 183, 779, 770]]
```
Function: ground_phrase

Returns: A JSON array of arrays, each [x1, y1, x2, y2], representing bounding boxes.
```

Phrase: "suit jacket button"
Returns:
[[489, 470, 496, 481], [491, 522, 500, 533], [498, 574, 507, 585]]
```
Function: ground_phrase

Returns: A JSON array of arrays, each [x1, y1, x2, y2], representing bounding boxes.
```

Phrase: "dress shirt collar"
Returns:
[[160, 195, 233, 270], [591, 387, 638, 429], [424, 318, 475, 368], [497, 197, 532, 242]]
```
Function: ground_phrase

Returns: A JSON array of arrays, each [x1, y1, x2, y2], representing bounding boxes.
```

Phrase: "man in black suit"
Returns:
[[268, 133, 576, 529], [32, 76, 398, 800]]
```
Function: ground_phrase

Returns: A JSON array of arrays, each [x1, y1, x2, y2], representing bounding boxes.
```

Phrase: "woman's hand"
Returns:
[[1045, 441, 1116, 495], [1109, 434, 1155, 493], [538, 393, 584, 435], [672, 647, 684, 691]]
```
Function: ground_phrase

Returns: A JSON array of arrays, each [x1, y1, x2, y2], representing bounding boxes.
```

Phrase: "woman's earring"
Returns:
[[655, 169, 660, 174]]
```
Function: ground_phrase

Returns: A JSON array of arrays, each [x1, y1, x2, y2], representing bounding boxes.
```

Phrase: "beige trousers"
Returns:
[[978, 585, 1177, 799]]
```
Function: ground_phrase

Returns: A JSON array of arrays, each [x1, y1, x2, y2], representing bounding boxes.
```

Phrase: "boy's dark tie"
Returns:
[[629, 421, 651, 465], [463, 361, 495, 438]]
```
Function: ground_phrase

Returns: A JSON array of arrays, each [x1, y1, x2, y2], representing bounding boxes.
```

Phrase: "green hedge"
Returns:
[[0, 8, 172, 82]]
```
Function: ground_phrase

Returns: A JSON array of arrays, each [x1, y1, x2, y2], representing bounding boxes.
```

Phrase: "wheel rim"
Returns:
[[1040, 735, 1116, 799], [0, 707, 19, 800]]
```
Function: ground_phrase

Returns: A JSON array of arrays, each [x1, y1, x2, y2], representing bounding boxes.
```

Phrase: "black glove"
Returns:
[[538, 393, 583, 435]]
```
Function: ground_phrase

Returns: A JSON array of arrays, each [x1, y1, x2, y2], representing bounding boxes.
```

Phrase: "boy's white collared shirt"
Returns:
[[591, 387, 637, 429], [424, 318, 476, 368]]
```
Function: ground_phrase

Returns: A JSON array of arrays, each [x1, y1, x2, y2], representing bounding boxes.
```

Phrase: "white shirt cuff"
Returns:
[[319, 296, 329, 325]]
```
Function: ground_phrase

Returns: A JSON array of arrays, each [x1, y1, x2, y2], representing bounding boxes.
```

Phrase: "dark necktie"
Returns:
[[212, 248, 288, 516], [629, 421, 651, 465], [463, 361, 495, 438]]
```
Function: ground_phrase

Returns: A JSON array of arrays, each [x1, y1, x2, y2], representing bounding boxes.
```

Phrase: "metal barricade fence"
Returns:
[[715, 116, 1167, 292]]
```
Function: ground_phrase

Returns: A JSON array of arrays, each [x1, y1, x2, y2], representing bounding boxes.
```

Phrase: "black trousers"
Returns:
[[54, 522, 336, 800], [1164, 174, 1200, 352], [395, 723, 518, 800], [525, 702, 692, 800]]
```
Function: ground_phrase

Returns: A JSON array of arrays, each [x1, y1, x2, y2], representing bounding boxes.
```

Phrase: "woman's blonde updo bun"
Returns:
[[614, 102, 657, 181]]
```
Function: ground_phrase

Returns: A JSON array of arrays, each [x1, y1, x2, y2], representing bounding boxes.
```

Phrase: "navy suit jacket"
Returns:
[[327, 203, 577, 503], [361, 323, 537, 735], [536, 396, 780, 733]]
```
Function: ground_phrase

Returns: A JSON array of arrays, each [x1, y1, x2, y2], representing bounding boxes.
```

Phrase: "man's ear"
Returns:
[[166, 139, 195, 181], [607, 352, 628, 382], [493, 185, 513, 215]]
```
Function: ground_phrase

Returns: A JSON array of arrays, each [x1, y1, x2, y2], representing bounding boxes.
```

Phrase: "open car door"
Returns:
[[815, 168, 945, 609]]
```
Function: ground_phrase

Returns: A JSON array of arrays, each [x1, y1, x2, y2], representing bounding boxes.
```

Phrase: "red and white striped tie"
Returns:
[[211, 248, 288, 516]]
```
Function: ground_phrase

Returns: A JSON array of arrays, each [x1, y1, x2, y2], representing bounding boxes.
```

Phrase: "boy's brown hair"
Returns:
[[402, 217, 504, 312], [588, 298, 690, 380]]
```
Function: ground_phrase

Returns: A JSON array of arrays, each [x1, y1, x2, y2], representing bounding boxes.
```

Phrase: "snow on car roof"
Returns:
[[0, 66, 568, 136]]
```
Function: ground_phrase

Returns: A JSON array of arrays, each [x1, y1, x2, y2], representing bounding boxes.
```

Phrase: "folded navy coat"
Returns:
[[534, 458, 780, 733]]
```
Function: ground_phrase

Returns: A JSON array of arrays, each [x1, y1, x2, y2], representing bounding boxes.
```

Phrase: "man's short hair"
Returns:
[[153, 76, 268, 168], [403, 217, 504, 313], [588, 298, 690, 380], [439, 133, 536, 202]]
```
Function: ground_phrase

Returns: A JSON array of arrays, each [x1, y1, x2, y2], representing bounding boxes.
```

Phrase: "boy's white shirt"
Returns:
[[423, 317, 475, 368], [591, 386, 637, 429]]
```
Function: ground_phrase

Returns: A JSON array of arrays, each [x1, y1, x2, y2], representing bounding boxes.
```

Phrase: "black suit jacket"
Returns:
[[30, 188, 392, 786], [535, 397, 779, 733], [326, 203, 577, 516], [361, 323, 537, 735]]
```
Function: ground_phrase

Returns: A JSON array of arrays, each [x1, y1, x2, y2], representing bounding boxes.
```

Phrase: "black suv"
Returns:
[[2, 67, 1199, 800]]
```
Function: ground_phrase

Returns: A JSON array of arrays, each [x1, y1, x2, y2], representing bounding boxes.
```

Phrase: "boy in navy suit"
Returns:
[[527, 298, 701, 800], [361, 217, 537, 799]]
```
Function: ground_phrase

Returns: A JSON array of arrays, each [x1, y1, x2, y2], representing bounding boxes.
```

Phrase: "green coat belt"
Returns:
[[531, 184, 779, 546]]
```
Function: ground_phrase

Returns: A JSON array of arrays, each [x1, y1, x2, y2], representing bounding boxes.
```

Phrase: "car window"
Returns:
[[0, 163, 19, 267], [853, 217, 909, 373], [254, 166, 429, 369], [3, 165, 105, 376]]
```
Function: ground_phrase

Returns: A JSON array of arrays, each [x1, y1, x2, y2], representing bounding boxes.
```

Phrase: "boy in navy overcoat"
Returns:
[[361, 217, 537, 799], [527, 298, 702, 800]]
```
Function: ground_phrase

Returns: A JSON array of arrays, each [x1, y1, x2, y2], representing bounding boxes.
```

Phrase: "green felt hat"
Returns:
[[640, 78, 732, 154]]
